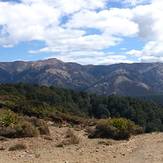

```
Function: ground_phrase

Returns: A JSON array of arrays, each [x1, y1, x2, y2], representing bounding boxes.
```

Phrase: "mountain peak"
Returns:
[[0, 59, 163, 96]]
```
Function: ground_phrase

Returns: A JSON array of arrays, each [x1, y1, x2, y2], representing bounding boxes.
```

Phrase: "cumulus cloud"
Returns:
[[126, 0, 163, 62], [127, 41, 163, 62], [48, 51, 133, 65], [0, 1, 60, 46], [65, 9, 138, 36], [122, 0, 151, 6], [0, 0, 163, 64]]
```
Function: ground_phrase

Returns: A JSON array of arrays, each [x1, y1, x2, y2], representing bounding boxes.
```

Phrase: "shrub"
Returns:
[[0, 110, 49, 138], [55, 112, 85, 125], [65, 129, 80, 144], [8, 143, 27, 151], [13, 120, 39, 138], [0, 119, 38, 138], [0, 110, 18, 127], [89, 118, 143, 140], [0, 136, 8, 141], [25, 117, 50, 135], [50, 113, 63, 124], [56, 129, 80, 147]]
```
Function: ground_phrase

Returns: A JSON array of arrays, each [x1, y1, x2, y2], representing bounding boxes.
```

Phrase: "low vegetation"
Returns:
[[8, 143, 27, 151], [89, 118, 143, 140], [57, 129, 80, 147], [0, 109, 49, 138], [65, 129, 80, 144], [0, 83, 163, 140]]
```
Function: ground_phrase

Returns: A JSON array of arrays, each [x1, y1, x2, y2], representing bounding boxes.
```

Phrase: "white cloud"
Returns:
[[0, 0, 163, 64], [127, 41, 163, 62], [122, 0, 151, 6], [21, 0, 107, 14], [0, 1, 60, 46], [125, 0, 163, 62], [132, 0, 163, 41], [48, 51, 133, 65], [65, 9, 138, 37]]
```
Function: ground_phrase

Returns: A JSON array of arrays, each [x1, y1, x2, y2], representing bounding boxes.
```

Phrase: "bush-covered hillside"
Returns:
[[0, 83, 163, 133], [139, 94, 163, 105]]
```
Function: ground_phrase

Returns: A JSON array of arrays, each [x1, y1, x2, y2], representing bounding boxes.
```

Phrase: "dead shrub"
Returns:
[[65, 129, 80, 144], [56, 129, 80, 147], [8, 143, 27, 151], [25, 117, 50, 135]]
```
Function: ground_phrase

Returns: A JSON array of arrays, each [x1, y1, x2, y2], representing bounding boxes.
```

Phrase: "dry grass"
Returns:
[[98, 140, 113, 146], [56, 129, 80, 147], [65, 129, 80, 144], [8, 143, 27, 151]]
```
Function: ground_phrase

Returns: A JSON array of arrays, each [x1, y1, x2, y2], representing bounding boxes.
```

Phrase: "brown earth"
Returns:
[[0, 125, 163, 163]]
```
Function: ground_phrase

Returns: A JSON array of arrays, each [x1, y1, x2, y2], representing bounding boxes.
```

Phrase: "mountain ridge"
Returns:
[[0, 58, 163, 96]]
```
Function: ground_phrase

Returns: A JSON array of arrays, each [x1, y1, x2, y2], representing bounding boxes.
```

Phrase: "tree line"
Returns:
[[0, 83, 163, 132]]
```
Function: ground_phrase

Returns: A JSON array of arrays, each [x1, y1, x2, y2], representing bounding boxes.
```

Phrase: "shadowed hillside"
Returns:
[[1, 59, 163, 96]]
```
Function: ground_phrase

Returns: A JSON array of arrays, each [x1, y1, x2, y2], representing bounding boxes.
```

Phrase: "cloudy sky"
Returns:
[[0, 0, 163, 64]]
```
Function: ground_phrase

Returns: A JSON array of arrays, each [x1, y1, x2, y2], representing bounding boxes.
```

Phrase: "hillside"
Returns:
[[0, 83, 163, 132], [0, 59, 163, 96], [139, 94, 163, 105], [0, 84, 163, 163]]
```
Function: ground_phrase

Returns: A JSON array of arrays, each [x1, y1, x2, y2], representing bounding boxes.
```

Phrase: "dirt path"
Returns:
[[0, 126, 163, 163]]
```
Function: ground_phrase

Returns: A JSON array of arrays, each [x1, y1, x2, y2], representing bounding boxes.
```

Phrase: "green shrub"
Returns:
[[89, 118, 143, 140], [0, 110, 49, 138], [0, 119, 38, 138], [0, 110, 18, 127]]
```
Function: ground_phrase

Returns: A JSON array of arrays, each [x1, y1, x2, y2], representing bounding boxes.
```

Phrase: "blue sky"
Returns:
[[0, 0, 163, 64]]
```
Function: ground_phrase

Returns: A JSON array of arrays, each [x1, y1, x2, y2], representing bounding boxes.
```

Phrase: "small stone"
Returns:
[[64, 161, 69, 163], [121, 153, 125, 156], [35, 153, 40, 158]]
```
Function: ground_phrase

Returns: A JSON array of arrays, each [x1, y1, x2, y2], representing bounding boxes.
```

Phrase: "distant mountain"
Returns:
[[0, 58, 163, 96]]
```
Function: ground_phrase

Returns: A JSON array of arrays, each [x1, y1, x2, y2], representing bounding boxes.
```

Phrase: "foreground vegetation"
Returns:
[[89, 118, 143, 140], [0, 109, 49, 138], [0, 83, 163, 139]]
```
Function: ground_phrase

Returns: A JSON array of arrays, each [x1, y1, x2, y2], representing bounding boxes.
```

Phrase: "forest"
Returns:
[[0, 83, 163, 133]]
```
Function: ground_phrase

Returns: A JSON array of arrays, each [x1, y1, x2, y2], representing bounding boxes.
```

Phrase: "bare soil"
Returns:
[[0, 125, 163, 163]]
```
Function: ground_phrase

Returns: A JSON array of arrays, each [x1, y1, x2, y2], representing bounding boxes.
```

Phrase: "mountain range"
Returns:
[[0, 58, 163, 96]]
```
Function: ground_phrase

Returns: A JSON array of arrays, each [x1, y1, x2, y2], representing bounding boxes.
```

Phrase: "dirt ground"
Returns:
[[0, 125, 163, 163]]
